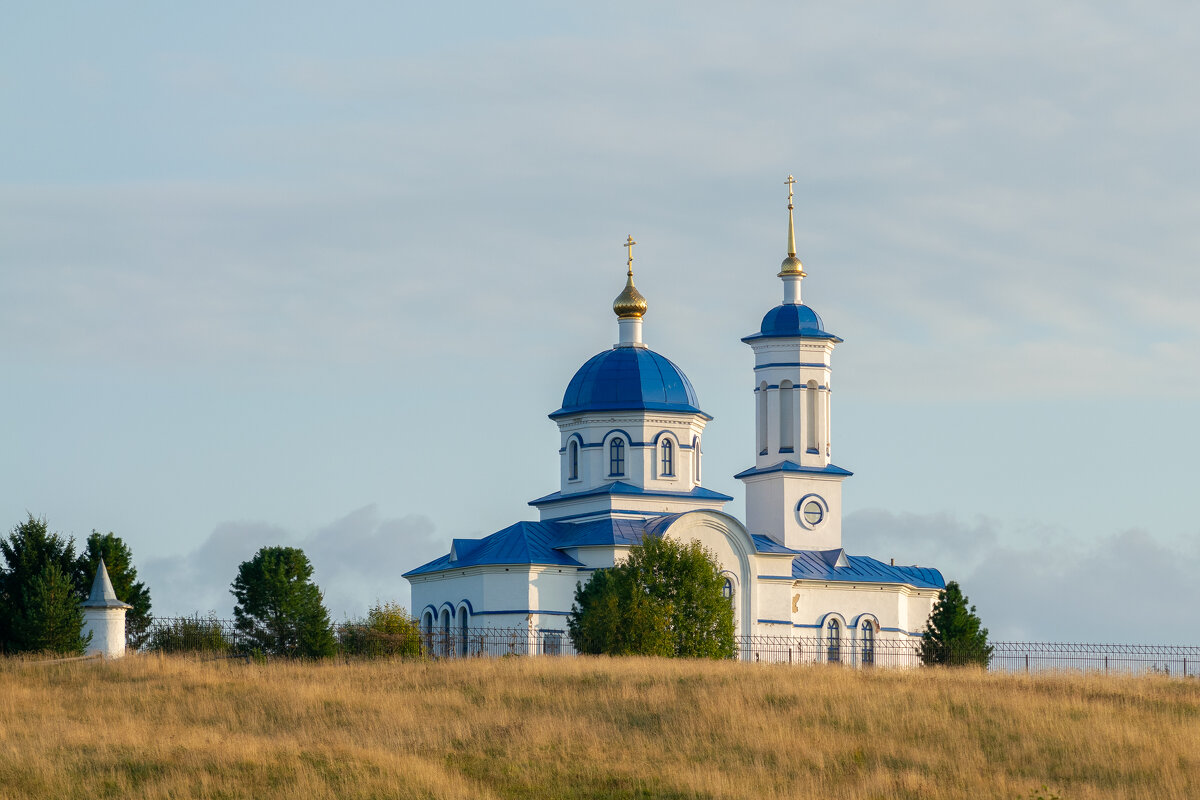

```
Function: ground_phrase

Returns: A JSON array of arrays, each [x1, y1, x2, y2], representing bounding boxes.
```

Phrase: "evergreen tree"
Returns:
[[568, 535, 735, 659], [231, 546, 337, 658], [11, 561, 90, 655], [77, 531, 153, 648], [919, 580, 993, 667], [0, 515, 80, 654]]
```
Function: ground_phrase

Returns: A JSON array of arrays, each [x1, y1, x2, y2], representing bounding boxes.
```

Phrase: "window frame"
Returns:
[[608, 437, 626, 477]]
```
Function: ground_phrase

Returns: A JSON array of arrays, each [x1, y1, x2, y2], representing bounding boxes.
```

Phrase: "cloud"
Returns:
[[845, 509, 1200, 644], [141, 506, 444, 621]]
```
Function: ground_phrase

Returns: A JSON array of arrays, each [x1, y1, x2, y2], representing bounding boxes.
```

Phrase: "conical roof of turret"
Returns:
[[81, 558, 133, 609]]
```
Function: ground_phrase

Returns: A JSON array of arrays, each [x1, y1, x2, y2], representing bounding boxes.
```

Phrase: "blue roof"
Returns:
[[752, 534, 795, 554], [742, 303, 842, 343], [733, 461, 854, 480], [403, 521, 586, 577], [550, 346, 709, 419], [529, 480, 733, 507], [792, 549, 945, 589]]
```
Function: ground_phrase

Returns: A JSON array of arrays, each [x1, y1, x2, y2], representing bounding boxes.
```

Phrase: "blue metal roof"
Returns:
[[733, 461, 854, 480], [529, 480, 734, 507], [552, 517, 650, 548], [752, 534, 795, 554], [792, 549, 945, 589], [402, 521, 586, 577], [550, 346, 709, 419], [742, 303, 842, 343]]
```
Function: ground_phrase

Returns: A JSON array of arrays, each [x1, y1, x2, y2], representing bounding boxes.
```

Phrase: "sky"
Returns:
[[2, 2, 1198, 643]]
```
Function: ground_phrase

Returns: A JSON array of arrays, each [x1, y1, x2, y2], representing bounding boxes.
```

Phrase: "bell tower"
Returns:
[[735, 176, 852, 551]]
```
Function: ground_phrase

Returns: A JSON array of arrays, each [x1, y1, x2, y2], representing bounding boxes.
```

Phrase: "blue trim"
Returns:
[[529, 481, 733, 506], [457, 599, 476, 617], [580, 442, 604, 449], [543, 509, 664, 522], [470, 609, 573, 617], [757, 619, 792, 625], [755, 575, 795, 581], [779, 447, 794, 453], [734, 461, 854, 479], [755, 362, 830, 370], [419, 604, 438, 619]]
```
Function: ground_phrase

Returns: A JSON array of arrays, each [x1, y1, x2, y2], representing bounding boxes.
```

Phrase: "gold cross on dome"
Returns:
[[785, 174, 796, 208], [624, 234, 637, 273]]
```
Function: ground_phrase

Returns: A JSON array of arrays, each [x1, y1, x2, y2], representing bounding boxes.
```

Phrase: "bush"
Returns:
[[568, 535, 735, 659], [339, 603, 423, 658], [146, 614, 232, 654]]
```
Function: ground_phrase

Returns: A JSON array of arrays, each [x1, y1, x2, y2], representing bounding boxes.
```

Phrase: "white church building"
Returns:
[[405, 180, 945, 662]]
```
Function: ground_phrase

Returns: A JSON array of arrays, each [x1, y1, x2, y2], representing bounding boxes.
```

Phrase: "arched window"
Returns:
[[568, 440, 579, 481], [826, 619, 841, 663], [660, 438, 674, 477], [861, 620, 875, 667], [779, 380, 794, 452], [693, 436, 701, 483], [722, 578, 733, 604], [806, 380, 819, 452], [757, 382, 768, 455], [609, 438, 625, 477]]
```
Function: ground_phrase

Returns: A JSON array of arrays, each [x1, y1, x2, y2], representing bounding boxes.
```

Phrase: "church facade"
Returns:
[[405, 181, 945, 662]]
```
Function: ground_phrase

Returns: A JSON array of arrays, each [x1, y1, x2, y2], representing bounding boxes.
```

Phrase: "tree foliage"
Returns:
[[11, 562, 90, 655], [568, 535, 735, 659], [339, 603, 423, 658], [0, 515, 83, 654], [919, 580, 993, 667], [231, 546, 337, 658], [77, 531, 153, 648]]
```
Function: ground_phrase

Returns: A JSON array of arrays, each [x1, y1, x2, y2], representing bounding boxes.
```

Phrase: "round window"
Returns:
[[803, 501, 824, 526]]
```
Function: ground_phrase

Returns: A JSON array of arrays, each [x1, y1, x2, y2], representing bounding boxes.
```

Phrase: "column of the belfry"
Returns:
[[81, 558, 133, 659]]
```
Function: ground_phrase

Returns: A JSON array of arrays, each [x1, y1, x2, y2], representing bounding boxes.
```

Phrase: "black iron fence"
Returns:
[[139, 617, 1200, 676]]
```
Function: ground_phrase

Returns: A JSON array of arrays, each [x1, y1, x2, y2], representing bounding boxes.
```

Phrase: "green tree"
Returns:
[[76, 531, 153, 648], [568, 535, 736, 659], [0, 515, 81, 654], [231, 546, 337, 658], [10, 561, 90, 655], [919, 580, 993, 667], [339, 602, 423, 658]]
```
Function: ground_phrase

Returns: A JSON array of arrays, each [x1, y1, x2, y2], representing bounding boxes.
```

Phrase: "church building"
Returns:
[[405, 179, 945, 663]]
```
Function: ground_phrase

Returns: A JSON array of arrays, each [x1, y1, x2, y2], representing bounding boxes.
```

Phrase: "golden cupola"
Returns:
[[613, 235, 648, 320]]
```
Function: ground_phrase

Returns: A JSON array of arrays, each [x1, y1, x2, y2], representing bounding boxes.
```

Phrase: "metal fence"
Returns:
[[139, 617, 1200, 676]]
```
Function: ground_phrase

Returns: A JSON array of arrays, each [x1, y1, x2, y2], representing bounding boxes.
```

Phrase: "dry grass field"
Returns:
[[1, 654, 1197, 800]]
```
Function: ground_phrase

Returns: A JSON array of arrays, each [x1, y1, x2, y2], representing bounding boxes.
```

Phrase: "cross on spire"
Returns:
[[785, 174, 796, 210], [625, 234, 637, 276]]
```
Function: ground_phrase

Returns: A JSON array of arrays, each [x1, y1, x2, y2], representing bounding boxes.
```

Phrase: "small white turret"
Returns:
[[81, 559, 133, 659]]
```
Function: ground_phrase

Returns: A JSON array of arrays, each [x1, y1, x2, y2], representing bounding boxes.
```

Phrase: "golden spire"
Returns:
[[613, 234, 648, 319], [778, 174, 806, 277]]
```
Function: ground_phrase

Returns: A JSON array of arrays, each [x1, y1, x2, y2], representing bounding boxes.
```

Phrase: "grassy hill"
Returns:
[[1, 654, 1197, 799]]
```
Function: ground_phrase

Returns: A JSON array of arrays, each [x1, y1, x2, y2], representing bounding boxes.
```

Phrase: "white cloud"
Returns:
[[141, 506, 443, 621], [845, 509, 1200, 644]]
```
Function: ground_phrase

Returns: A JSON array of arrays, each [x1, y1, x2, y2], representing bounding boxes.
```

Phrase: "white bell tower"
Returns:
[[735, 176, 852, 551]]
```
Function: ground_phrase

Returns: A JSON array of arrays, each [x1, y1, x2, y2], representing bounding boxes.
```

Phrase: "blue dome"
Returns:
[[742, 303, 842, 342], [550, 347, 709, 419]]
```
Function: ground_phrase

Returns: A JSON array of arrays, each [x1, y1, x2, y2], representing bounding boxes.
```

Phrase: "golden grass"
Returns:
[[1, 654, 1197, 800]]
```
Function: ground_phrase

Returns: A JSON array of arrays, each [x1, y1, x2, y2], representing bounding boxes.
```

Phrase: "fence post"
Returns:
[[1105, 655, 1108, 675], [1025, 653, 1029, 673]]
